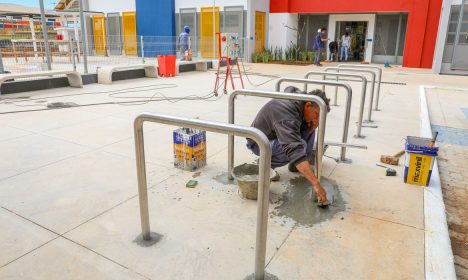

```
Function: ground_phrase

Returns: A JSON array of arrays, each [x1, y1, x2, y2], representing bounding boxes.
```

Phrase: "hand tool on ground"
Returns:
[[376, 164, 397, 176], [380, 150, 405, 165], [185, 180, 198, 188]]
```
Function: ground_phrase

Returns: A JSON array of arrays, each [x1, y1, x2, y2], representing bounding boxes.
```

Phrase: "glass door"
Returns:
[[335, 21, 368, 61], [451, 0, 468, 70]]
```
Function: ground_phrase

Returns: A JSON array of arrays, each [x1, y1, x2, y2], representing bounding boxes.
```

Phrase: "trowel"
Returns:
[[315, 179, 335, 208]]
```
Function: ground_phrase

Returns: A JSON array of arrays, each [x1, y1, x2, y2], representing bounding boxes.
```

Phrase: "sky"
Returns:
[[0, 0, 56, 9]]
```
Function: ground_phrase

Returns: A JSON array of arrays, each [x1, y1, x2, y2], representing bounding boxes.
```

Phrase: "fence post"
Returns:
[[0, 52, 5, 73], [39, 0, 52, 71], [140, 36, 145, 64], [78, 0, 88, 74], [71, 39, 77, 71]]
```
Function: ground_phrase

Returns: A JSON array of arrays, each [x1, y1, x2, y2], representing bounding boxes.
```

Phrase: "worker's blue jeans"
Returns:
[[246, 130, 315, 169], [340, 46, 349, 61], [314, 49, 321, 65]]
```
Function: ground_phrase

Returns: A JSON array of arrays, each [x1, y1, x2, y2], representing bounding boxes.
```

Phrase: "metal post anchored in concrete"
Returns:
[[304, 71, 368, 138], [39, 0, 51, 71], [70, 39, 76, 71], [324, 67, 377, 124], [338, 64, 382, 111], [228, 89, 328, 183], [275, 78, 352, 162], [134, 113, 273, 280]]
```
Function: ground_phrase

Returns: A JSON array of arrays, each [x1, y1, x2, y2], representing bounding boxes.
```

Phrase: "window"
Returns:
[[447, 5, 461, 44], [179, 8, 197, 52]]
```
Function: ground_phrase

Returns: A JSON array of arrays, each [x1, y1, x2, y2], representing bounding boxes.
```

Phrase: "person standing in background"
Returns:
[[328, 40, 338, 61], [340, 32, 351, 61], [177, 25, 191, 61], [313, 27, 329, 66]]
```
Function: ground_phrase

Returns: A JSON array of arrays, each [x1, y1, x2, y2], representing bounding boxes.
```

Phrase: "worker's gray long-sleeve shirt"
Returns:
[[248, 96, 310, 165]]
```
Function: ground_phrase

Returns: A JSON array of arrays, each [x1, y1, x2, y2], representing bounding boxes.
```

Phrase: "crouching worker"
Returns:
[[246, 86, 331, 204]]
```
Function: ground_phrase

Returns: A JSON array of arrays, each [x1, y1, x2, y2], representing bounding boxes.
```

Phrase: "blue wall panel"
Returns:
[[136, 0, 176, 57]]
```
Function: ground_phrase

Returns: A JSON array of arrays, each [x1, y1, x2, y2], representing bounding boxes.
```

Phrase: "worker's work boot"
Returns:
[[288, 163, 299, 173], [271, 170, 280, 182]]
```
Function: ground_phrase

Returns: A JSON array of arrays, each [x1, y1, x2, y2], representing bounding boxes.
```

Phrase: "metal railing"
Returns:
[[304, 71, 367, 138], [275, 78, 352, 162], [324, 67, 377, 123], [337, 64, 382, 111], [134, 113, 273, 280], [227, 89, 328, 182]]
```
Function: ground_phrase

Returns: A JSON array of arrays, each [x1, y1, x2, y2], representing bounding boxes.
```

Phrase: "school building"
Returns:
[[53, 0, 468, 75]]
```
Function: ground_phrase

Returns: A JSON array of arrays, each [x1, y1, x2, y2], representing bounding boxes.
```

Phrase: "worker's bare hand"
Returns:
[[313, 183, 327, 204]]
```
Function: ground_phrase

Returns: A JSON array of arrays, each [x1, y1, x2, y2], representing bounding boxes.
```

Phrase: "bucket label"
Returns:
[[406, 153, 433, 186]]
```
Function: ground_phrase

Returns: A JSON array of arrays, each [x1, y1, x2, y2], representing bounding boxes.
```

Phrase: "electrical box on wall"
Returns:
[[220, 33, 240, 59]]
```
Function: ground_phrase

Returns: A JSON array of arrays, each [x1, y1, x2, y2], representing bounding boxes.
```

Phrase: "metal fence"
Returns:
[[0, 35, 250, 75]]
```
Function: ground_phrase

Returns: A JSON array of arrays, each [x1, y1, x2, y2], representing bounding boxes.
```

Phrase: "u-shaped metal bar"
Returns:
[[134, 113, 272, 280], [324, 67, 377, 123], [228, 89, 328, 182], [275, 78, 352, 161], [338, 64, 382, 111], [304, 71, 367, 138]]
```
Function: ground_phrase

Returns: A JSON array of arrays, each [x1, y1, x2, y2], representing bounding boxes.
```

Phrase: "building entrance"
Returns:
[[335, 21, 367, 61]]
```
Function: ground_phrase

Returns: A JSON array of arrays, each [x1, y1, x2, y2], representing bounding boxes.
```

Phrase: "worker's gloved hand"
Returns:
[[313, 183, 327, 204]]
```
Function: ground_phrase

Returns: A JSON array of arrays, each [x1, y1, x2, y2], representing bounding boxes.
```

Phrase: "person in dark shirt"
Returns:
[[328, 41, 338, 61], [312, 27, 330, 66], [246, 86, 331, 204]]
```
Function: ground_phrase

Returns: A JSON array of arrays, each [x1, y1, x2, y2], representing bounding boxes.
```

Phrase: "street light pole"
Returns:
[[39, 0, 51, 70]]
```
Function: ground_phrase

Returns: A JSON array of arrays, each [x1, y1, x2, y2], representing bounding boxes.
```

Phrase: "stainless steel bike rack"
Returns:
[[324, 67, 377, 123], [338, 64, 382, 111], [304, 71, 367, 138], [134, 113, 273, 280], [275, 78, 352, 162], [228, 89, 327, 182]]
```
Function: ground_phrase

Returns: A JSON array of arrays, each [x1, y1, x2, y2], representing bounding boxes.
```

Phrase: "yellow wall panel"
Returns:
[[255, 11, 266, 52], [92, 15, 106, 55], [200, 7, 220, 58], [122, 11, 137, 55]]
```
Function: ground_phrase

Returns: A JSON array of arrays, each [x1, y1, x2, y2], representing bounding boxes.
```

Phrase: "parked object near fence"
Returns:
[[0, 70, 83, 95], [97, 64, 158, 84], [158, 55, 176, 77], [404, 136, 439, 186], [173, 128, 207, 172], [232, 163, 276, 200]]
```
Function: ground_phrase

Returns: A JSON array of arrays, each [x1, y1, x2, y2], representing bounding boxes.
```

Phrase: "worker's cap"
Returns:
[[184, 25, 191, 33]]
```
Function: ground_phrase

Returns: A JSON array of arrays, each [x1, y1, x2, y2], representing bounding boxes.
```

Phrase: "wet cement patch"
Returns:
[[272, 177, 346, 227], [212, 172, 237, 186], [244, 272, 280, 280], [133, 232, 163, 247]]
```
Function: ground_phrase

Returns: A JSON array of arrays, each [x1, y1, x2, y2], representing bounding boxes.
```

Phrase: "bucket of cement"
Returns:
[[232, 163, 275, 200]]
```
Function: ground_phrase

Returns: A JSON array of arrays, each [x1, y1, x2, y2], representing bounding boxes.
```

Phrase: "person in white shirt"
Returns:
[[340, 32, 351, 61]]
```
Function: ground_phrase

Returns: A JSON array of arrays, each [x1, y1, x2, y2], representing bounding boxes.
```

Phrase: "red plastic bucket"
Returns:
[[157, 55, 176, 77]]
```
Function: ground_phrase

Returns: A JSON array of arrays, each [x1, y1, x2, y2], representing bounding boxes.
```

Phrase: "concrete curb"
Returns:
[[0, 61, 213, 95], [419, 85, 456, 280]]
